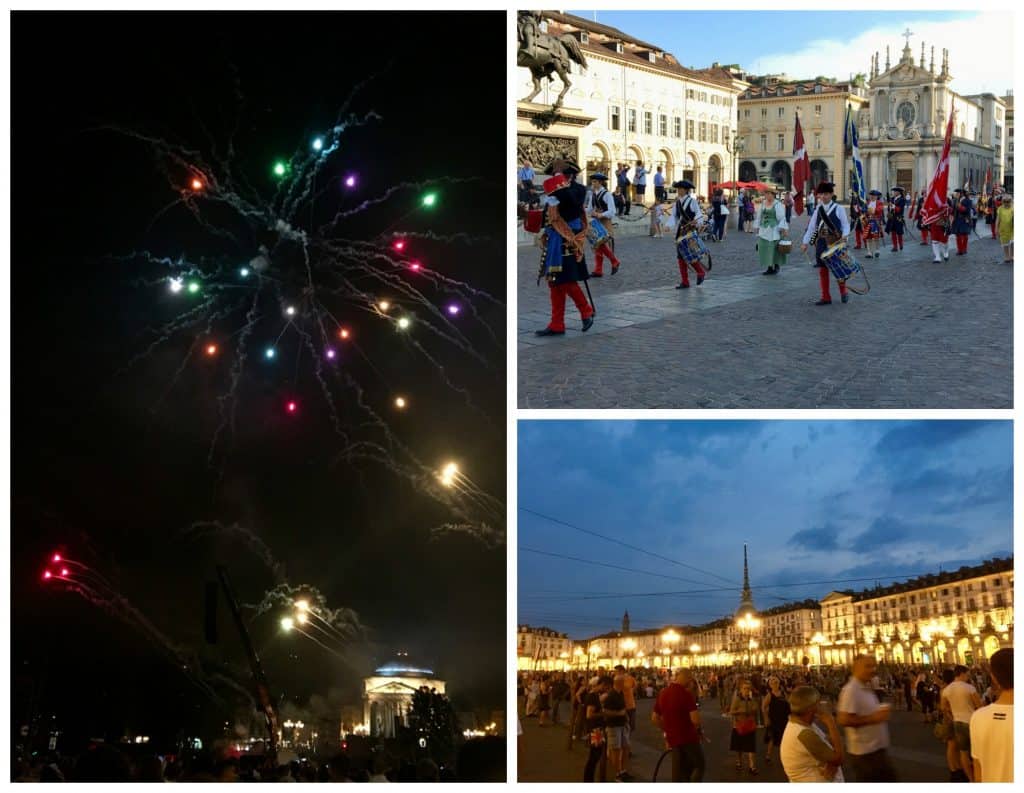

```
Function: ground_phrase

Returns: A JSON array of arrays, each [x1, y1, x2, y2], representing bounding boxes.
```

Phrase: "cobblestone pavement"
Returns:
[[518, 697, 949, 782], [517, 213, 1012, 408]]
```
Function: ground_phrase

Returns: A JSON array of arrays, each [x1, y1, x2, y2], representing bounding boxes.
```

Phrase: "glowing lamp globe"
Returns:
[[312, 137, 324, 151]]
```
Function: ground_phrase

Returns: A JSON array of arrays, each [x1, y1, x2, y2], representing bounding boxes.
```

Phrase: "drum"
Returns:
[[821, 240, 860, 282], [776, 239, 793, 255], [586, 218, 611, 250], [676, 229, 708, 264], [524, 209, 543, 234]]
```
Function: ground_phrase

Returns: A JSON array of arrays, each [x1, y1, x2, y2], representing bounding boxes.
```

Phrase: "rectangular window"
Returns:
[[761, 108, 768, 119], [778, 107, 785, 118], [687, 119, 695, 139], [814, 133, 821, 149], [610, 106, 621, 131], [644, 111, 652, 135], [700, 92, 707, 102], [687, 89, 695, 100], [722, 124, 729, 143], [815, 104, 823, 116], [699, 122, 707, 142], [628, 108, 637, 133], [760, 134, 767, 151], [659, 114, 667, 137], [777, 133, 785, 151], [744, 109, 750, 118], [674, 117, 681, 138], [711, 124, 718, 143]]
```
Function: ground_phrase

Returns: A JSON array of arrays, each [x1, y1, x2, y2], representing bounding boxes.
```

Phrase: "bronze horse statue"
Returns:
[[517, 12, 588, 109]]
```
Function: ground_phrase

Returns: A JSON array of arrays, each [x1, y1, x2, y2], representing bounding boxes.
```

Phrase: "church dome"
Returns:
[[373, 652, 436, 678]]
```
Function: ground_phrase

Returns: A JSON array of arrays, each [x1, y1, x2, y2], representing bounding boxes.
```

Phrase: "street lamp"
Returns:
[[736, 613, 761, 668], [662, 629, 681, 669], [689, 643, 701, 668], [725, 128, 746, 224]]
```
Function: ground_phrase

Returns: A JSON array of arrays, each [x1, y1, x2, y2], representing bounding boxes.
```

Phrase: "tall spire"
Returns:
[[735, 544, 756, 618]]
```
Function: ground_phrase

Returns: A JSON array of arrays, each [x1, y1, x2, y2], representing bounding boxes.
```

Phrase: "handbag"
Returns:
[[735, 716, 757, 736], [933, 720, 953, 741]]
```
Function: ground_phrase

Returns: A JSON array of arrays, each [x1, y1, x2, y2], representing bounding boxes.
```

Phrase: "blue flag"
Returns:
[[845, 106, 866, 201]]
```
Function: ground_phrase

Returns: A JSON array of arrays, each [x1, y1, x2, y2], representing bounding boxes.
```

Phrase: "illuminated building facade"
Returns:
[[360, 654, 446, 738], [517, 624, 573, 672]]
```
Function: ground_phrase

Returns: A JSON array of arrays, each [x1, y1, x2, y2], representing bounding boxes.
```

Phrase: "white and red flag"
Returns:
[[792, 113, 811, 216], [921, 104, 956, 226]]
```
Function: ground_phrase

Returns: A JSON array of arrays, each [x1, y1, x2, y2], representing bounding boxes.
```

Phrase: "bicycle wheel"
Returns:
[[651, 748, 674, 782]]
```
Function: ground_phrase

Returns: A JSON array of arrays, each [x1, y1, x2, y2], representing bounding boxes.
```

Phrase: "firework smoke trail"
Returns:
[[430, 523, 505, 549], [245, 583, 365, 647], [183, 521, 286, 583], [50, 572, 226, 706]]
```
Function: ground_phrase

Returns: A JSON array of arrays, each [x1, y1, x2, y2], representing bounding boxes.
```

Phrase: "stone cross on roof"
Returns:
[[902, 27, 914, 46]]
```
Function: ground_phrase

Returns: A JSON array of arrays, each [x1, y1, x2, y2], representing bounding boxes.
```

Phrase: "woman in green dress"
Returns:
[[753, 187, 790, 275]]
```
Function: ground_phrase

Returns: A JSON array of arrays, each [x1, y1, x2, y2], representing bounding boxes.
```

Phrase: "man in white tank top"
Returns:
[[780, 686, 845, 783]]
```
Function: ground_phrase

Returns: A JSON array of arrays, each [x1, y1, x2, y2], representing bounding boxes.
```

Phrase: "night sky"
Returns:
[[519, 421, 1012, 638], [13, 11, 505, 748]]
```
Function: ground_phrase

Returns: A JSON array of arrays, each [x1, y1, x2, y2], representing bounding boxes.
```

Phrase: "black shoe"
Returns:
[[581, 316, 594, 332], [762, 269, 774, 275], [815, 299, 832, 306], [696, 275, 705, 285], [676, 282, 690, 289], [841, 293, 849, 303], [590, 272, 603, 278], [535, 328, 565, 337], [611, 265, 620, 275]]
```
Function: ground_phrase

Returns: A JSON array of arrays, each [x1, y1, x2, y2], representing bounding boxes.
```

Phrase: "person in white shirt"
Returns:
[[780, 686, 844, 783], [584, 173, 622, 277], [837, 654, 897, 781], [800, 182, 852, 306], [970, 648, 1013, 783], [671, 179, 708, 290], [942, 664, 982, 781]]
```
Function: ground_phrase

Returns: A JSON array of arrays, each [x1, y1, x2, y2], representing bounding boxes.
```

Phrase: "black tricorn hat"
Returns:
[[815, 181, 835, 194], [544, 158, 581, 176], [891, 186, 905, 194], [673, 179, 695, 190], [868, 189, 882, 196]]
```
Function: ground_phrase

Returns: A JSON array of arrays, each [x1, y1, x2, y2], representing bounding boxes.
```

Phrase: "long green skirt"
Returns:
[[758, 239, 789, 269]]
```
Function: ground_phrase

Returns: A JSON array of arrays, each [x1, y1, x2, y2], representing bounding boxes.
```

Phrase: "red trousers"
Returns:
[[547, 281, 593, 332], [677, 257, 706, 286], [890, 232, 904, 250], [818, 266, 848, 302], [592, 243, 621, 275], [919, 226, 930, 244], [955, 234, 969, 254], [854, 225, 864, 248], [989, 222, 998, 239]]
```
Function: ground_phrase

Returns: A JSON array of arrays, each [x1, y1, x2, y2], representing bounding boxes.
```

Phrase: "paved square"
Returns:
[[518, 213, 1012, 408]]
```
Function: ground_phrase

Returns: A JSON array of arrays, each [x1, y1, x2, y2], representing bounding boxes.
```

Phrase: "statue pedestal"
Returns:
[[517, 102, 597, 131], [516, 103, 598, 184]]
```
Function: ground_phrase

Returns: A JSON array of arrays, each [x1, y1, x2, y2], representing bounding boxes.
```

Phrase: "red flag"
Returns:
[[921, 104, 956, 226], [983, 167, 991, 197], [792, 113, 811, 216]]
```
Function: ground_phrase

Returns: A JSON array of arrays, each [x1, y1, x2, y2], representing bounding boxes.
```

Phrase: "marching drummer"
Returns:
[[672, 179, 708, 289], [888, 186, 907, 252], [800, 181, 852, 306], [585, 172, 622, 277]]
